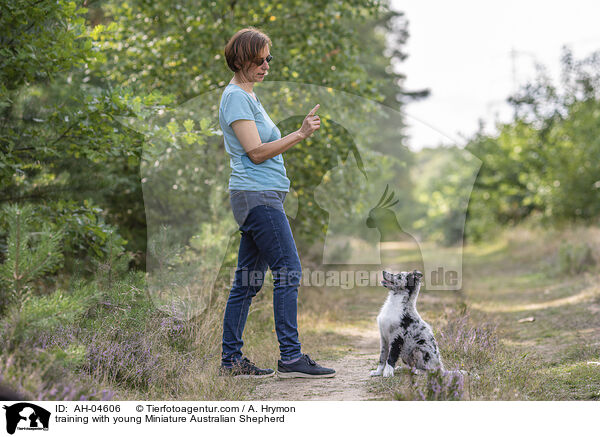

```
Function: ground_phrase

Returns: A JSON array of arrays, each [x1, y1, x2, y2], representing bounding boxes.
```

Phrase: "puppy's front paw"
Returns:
[[370, 365, 384, 376], [382, 363, 395, 377]]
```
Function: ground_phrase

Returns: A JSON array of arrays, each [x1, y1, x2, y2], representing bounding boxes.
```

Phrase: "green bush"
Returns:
[[0, 279, 101, 349]]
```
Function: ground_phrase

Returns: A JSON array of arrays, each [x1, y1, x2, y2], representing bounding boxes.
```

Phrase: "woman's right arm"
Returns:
[[232, 104, 320, 164]]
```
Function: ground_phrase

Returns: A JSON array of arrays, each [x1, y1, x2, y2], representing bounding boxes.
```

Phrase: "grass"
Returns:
[[283, 223, 600, 401], [364, 224, 600, 400], [1, 224, 599, 400], [463, 226, 600, 400]]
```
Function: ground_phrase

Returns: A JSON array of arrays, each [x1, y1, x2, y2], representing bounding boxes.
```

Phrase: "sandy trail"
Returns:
[[252, 327, 382, 401]]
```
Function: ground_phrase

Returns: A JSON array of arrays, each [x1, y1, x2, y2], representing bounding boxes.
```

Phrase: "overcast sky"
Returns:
[[391, 0, 600, 150]]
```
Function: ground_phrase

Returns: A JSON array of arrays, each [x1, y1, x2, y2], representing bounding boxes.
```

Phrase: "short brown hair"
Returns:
[[224, 27, 272, 73]]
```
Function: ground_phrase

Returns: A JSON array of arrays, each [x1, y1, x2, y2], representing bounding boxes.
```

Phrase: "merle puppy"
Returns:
[[370, 270, 444, 377]]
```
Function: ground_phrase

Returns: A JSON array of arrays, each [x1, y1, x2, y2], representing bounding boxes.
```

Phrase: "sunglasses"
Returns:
[[253, 54, 273, 66]]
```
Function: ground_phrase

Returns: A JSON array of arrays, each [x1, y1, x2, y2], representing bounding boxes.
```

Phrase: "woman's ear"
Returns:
[[236, 61, 250, 76]]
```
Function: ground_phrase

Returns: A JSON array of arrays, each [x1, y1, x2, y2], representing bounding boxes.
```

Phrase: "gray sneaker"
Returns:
[[277, 354, 336, 378], [219, 357, 275, 378]]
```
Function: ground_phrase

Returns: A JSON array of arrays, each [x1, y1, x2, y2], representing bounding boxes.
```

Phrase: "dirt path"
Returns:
[[252, 327, 382, 401]]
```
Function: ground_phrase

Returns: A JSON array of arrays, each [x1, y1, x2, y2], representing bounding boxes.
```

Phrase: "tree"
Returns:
[[0, 0, 144, 273], [463, 47, 600, 240], [0, 203, 64, 311], [1, 0, 420, 280], [90, 0, 415, 249]]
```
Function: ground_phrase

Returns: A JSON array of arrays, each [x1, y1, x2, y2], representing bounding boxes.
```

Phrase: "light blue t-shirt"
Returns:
[[219, 83, 291, 192]]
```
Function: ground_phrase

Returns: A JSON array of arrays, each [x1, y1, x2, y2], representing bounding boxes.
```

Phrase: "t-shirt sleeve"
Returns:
[[222, 91, 256, 126]]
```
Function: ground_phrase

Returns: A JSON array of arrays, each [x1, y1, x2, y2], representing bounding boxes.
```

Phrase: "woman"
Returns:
[[218, 27, 336, 378]]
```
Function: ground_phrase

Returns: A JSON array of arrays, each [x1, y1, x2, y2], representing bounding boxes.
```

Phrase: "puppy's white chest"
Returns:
[[377, 296, 408, 330]]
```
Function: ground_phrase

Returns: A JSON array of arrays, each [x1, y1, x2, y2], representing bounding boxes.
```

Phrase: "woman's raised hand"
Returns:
[[298, 104, 321, 139]]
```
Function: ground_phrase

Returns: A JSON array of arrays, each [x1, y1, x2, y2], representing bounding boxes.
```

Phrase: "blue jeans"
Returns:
[[221, 190, 303, 366]]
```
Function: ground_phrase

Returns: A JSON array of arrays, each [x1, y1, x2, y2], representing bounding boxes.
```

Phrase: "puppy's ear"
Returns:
[[413, 270, 423, 279]]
